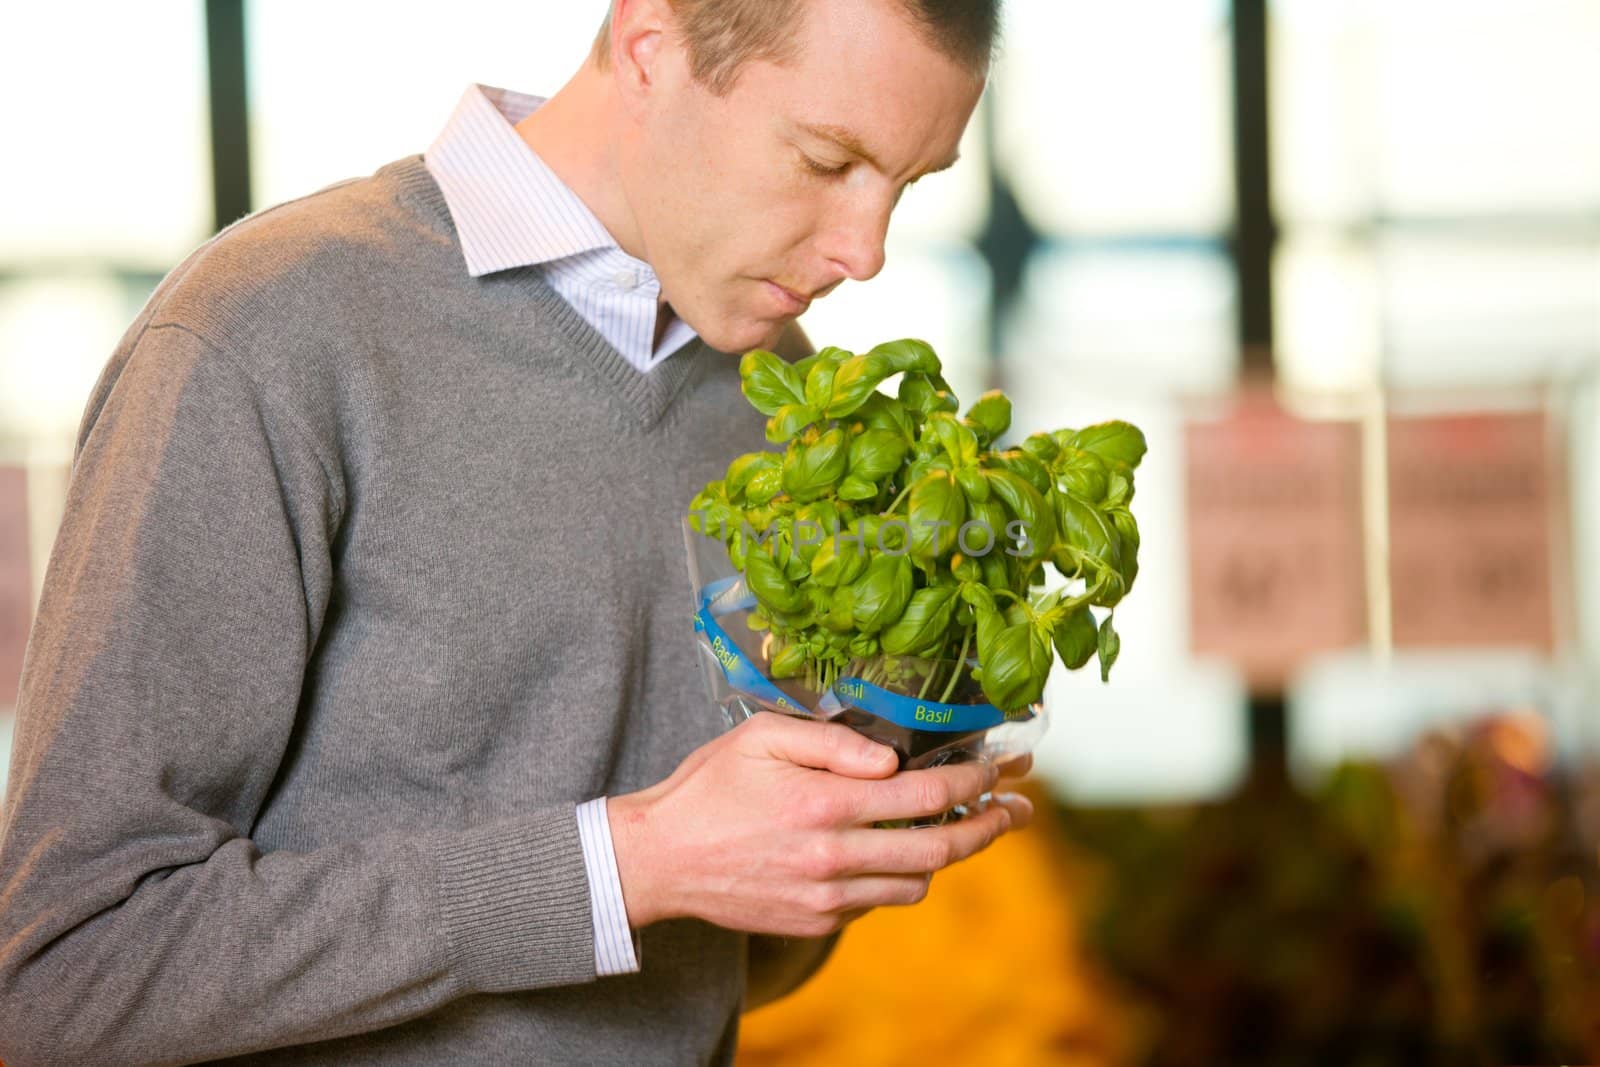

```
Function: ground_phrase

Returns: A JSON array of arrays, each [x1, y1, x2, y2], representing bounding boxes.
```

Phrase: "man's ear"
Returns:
[[608, 0, 675, 114]]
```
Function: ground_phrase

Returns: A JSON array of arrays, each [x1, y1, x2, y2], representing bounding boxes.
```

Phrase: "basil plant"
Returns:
[[688, 339, 1144, 714]]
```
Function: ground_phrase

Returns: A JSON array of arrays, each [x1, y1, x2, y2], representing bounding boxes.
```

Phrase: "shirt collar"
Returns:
[[425, 84, 625, 277]]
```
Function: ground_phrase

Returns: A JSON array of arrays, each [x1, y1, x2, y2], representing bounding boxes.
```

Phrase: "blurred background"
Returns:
[[2, 1, 1598, 1063]]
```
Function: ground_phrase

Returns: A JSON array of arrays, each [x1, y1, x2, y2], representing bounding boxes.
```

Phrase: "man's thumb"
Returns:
[[750, 713, 898, 778]]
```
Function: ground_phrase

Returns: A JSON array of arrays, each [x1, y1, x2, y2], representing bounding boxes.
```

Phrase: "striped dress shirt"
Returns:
[[425, 83, 698, 373], [424, 83, 669, 976]]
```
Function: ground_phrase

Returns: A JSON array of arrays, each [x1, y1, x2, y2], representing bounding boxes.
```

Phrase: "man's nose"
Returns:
[[821, 195, 892, 284]]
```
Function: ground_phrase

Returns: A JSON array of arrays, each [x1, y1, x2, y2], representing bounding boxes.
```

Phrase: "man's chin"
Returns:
[[697, 317, 791, 356]]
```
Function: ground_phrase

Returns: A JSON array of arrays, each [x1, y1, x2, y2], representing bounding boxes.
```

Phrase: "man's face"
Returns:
[[618, 0, 984, 354]]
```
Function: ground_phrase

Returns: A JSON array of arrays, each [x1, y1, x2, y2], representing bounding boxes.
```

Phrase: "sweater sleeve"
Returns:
[[0, 323, 599, 1066]]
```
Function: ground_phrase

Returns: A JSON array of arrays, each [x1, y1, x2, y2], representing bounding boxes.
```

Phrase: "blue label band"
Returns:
[[692, 601, 810, 716], [818, 676, 1021, 733], [692, 580, 1033, 732]]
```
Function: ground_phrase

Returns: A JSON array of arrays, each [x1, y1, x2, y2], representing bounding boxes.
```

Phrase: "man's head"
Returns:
[[592, 0, 997, 353]]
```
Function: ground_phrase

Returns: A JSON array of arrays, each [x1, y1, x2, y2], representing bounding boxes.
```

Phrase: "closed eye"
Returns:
[[799, 152, 850, 178]]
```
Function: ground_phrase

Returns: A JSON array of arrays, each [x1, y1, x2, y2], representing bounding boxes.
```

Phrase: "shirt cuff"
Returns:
[[575, 797, 642, 976]]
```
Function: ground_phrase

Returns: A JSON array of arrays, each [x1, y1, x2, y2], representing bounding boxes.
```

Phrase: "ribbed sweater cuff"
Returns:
[[432, 807, 597, 993]]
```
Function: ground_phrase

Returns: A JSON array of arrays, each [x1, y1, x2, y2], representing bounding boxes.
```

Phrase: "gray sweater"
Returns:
[[0, 156, 786, 1064]]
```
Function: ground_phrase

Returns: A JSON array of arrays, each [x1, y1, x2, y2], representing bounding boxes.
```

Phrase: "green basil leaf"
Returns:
[[855, 392, 916, 443], [1097, 614, 1121, 682], [824, 353, 894, 417], [973, 602, 1005, 662], [799, 500, 840, 536], [745, 548, 807, 614], [809, 530, 870, 588], [1020, 432, 1061, 465], [848, 429, 909, 482], [821, 585, 857, 632], [770, 640, 808, 679], [782, 537, 810, 581], [790, 352, 821, 382], [690, 479, 727, 508], [848, 633, 880, 659], [905, 448, 954, 488], [863, 514, 907, 553], [980, 622, 1051, 712], [986, 450, 1052, 495], [1052, 606, 1098, 670], [899, 374, 959, 417], [1104, 469, 1134, 508], [880, 585, 960, 657], [769, 602, 816, 630], [985, 469, 1055, 560], [766, 403, 815, 443], [723, 455, 758, 500], [1107, 507, 1140, 593], [1107, 507, 1140, 549], [1054, 448, 1110, 503], [1053, 491, 1123, 574], [956, 466, 991, 505], [1048, 545, 1080, 581], [929, 412, 979, 468], [962, 390, 1012, 445], [980, 552, 1010, 594], [850, 554, 914, 633], [908, 471, 966, 564], [803, 357, 839, 411], [726, 452, 781, 502], [951, 552, 983, 583], [745, 464, 784, 505], [1091, 562, 1127, 609], [739, 349, 806, 415], [1070, 421, 1148, 471], [963, 498, 1008, 557], [791, 501, 836, 565], [688, 483, 735, 538], [837, 475, 878, 501], [865, 337, 941, 375], [781, 427, 849, 501]]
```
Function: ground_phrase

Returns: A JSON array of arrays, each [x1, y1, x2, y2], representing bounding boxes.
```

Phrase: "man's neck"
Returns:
[[515, 67, 652, 286]]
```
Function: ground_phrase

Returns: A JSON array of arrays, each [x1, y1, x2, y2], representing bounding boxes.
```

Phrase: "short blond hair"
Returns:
[[590, 0, 999, 96]]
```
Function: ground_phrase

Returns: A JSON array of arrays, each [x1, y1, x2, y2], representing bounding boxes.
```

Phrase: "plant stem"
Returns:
[[884, 483, 913, 516], [940, 624, 973, 703]]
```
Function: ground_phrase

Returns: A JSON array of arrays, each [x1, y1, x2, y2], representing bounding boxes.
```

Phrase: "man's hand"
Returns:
[[608, 714, 1032, 939]]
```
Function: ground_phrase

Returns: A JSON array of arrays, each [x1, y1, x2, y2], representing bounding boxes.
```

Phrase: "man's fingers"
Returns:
[[817, 875, 933, 915], [745, 712, 898, 779], [854, 761, 999, 824], [989, 790, 1033, 831], [994, 753, 1032, 783], [831, 802, 1013, 876]]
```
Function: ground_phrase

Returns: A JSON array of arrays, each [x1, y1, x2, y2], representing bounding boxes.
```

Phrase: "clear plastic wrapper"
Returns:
[[685, 520, 1047, 823]]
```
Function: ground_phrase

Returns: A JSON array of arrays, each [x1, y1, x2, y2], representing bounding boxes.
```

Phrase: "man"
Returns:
[[0, 0, 1029, 1062]]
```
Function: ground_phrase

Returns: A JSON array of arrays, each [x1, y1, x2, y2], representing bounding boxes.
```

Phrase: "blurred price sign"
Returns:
[[1184, 394, 1366, 691], [1387, 411, 1556, 650], [1, 466, 30, 708]]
